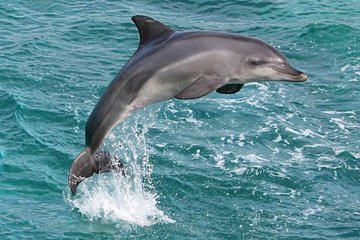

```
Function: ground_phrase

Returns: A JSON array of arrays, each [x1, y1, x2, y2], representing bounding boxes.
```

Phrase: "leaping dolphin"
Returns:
[[69, 15, 307, 194]]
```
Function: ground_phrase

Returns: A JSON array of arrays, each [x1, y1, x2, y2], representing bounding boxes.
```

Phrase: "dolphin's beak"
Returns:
[[272, 64, 308, 82]]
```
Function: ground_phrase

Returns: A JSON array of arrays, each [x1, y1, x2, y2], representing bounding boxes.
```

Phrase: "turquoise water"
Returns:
[[1, 0, 359, 239]]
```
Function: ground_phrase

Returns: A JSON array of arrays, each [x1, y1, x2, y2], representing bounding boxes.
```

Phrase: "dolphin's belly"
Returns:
[[129, 74, 187, 110]]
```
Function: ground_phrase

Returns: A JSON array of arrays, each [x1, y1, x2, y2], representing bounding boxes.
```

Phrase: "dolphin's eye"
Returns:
[[248, 58, 267, 66]]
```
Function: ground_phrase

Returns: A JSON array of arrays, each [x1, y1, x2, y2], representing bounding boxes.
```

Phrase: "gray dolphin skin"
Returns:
[[68, 15, 307, 194]]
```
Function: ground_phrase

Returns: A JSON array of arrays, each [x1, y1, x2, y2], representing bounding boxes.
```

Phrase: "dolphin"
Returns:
[[68, 15, 307, 194]]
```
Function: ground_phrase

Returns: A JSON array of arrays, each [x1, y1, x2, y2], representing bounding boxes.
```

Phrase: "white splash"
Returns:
[[214, 153, 226, 169], [68, 173, 174, 227], [67, 110, 175, 227], [341, 64, 350, 72], [302, 206, 324, 219]]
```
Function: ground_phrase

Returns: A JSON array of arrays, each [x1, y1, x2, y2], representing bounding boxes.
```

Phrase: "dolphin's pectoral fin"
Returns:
[[216, 84, 244, 94], [68, 148, 125, 194], [175, 75, 224, 100]]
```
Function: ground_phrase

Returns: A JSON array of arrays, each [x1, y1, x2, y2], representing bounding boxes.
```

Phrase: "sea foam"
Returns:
[[67, 112, 175, 227]]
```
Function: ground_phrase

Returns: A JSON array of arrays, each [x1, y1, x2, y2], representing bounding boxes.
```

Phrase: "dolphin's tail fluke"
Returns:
[[68, 148, 96, 194], [68, 148, 124, 194]]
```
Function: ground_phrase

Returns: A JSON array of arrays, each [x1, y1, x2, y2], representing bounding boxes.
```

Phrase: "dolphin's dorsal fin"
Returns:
[[132, 15, 174, 48]]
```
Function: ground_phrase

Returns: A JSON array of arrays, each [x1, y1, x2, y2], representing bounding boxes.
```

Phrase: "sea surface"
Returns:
[[1, 1, 359, 239]]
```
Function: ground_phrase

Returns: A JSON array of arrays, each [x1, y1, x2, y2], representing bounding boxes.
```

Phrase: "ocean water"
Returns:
[[1, 0, 359, 239]]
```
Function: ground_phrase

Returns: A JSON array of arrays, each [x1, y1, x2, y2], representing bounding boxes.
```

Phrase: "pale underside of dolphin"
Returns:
[[68, 15, 307, 194]]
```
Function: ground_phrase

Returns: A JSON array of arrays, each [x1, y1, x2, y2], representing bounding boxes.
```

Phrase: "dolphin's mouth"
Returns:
[[272, 65, 308, 82]]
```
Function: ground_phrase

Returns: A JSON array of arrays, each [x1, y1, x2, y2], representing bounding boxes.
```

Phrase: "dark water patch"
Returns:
[[14, 104, 83, 152], [2, 176, 61, 195], [0, 90, 74, 193], [0, 90, 31, 152], [197, 0, 276, 16], [63, 19, 130, 46], [336, 167, 360, 186], [0, 150, 67, 192], [298, 23, 360, 54], [0, 162, 25, 175], [0, 4, 27, 20], [337, 150, 360, 163]]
